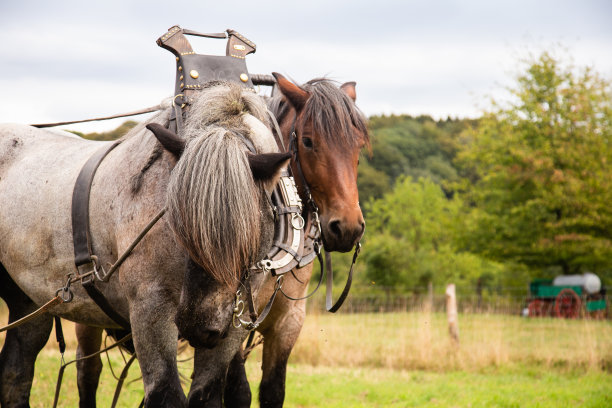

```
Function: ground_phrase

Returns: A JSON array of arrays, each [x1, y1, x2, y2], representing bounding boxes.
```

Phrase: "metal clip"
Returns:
[[55, 274, 74, 303], [90, 255, 107, 281], [232, 290, 246, 328]]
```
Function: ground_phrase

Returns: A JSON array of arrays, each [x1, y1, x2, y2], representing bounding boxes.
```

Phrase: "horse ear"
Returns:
[[340, 81, 357, 101], [146, 123, 185, 158], [272, 72, 309, 110], [248, 152, 292, 187]]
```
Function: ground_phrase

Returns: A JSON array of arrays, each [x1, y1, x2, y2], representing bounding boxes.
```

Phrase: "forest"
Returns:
[[79, 52, 612, 300]]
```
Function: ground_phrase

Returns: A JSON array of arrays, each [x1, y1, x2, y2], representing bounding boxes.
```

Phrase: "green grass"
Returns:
[[3, 311, 611, 406], [27, 353, 612, 407]]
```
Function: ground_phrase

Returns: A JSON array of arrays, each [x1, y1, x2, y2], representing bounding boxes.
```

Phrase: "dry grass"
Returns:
[[287, 310, 612, 372], [2, 304, 611, 374]]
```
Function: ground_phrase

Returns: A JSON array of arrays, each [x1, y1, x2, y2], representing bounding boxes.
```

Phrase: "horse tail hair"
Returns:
[[166, 126, 260, 287]]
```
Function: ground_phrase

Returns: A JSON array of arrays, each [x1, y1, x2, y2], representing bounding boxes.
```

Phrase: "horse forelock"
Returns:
[[166, 126, 261, 287], [166, 82, 274, 287], [269, 78, 370, 150]]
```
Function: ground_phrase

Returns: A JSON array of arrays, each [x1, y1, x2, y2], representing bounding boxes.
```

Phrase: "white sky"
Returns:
[[1, 0, 611, 133]]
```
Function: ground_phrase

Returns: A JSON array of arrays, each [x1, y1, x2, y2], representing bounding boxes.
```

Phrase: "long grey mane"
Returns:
[[166, 82, 271, 287]]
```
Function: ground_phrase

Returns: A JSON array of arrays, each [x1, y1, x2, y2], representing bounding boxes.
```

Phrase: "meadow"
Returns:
[[1, 306, 611, 407]]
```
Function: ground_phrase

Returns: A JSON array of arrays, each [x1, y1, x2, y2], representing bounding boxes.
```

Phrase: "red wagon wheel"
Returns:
[[554, 288, 581, 319], [527, 299, 548, 317]]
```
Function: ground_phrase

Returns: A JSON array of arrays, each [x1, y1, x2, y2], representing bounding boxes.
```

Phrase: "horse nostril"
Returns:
[[359, 221, 365, 235], [329, 219, 342, 238]]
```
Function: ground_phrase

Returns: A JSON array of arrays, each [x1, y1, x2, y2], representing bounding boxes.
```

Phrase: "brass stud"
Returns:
[[179, 75, 184, 80], [175, 57, 179, 62], [190, 70, 199, 79], [180, 82, 184, 88], [240, 73, 249, 82], [178, 66, 183, 72]]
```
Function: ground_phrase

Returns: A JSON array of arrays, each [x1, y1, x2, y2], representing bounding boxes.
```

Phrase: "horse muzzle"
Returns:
[[321, 215, 365, 252]]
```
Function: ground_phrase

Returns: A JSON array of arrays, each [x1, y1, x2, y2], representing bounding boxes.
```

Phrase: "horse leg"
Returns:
[[75, 324, 104, 408], [128, 296, 186, 407], [0, 264, 54, 408], [222, 349, 251, 408], [188, 326, 247, 408], [258, 302, 306, 408]]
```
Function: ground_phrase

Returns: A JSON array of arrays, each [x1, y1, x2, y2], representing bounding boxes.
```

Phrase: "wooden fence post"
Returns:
[[446, 283, 460, 345], [427, 281, 434, 312]]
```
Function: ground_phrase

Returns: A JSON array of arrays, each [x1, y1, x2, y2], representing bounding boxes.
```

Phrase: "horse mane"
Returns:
[[268, 78, 370, 148], [166, 82, 269, 287]]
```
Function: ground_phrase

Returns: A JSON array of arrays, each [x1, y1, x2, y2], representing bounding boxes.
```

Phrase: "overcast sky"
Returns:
[[1, 0, 611, 133]]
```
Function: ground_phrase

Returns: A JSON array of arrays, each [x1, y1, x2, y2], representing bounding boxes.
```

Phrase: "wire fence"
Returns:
[[305, 285, 611, 319]]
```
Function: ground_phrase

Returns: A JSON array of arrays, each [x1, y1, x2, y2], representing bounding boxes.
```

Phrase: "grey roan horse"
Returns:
[[0, 82, 290, 407], [74, 74, 369, 407]]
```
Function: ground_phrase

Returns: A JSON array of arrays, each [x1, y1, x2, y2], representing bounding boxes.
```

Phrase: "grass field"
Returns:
[[2, 309, 612, 407]]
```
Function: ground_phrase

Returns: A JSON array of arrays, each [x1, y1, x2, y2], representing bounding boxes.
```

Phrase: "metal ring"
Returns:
[[55, 287, 73, 303], [291, 213, 305, 230], [172, 93, 185, 107]]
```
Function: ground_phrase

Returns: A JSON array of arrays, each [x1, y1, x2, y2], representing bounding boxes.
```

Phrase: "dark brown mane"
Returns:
[[269, 78, 370, 149]]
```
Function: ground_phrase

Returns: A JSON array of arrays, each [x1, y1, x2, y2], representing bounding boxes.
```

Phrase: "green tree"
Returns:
[[363, 177, 489, 292], [457, 52, 612, 280]]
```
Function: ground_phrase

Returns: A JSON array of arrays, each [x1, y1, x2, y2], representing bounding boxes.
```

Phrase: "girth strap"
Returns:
[[72, 141, 130, 329]]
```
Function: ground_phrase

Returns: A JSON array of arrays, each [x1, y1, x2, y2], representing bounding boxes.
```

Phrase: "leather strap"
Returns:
[[325, 243, 361, 313], [239, 273, 281, 331], [72, 141, 121, 266], [31, 105, 161, 128], [72, 141, 130, 329], [54, 316, 66, 355], [82, 279, 130, 329], [0, 295, 63, 333]]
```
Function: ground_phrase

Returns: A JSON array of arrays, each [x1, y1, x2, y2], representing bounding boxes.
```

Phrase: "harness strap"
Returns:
[[325, 243, 361, 313], [54, 316, 66, 355], [278, 247, 325, 301], [72, 141, 130, 329], [31, 105, 161, 128], [82, 280, 131, 329], [52, 333, 133, 408], [0, 295, 63, 333], [236, 274, 282, 331], [273, 242, 301, 261], [73, 141, 122, 266]]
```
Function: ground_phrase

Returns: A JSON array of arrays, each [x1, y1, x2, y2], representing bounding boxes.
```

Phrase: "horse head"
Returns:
[[147, 83, 288, 348], [271, 73, 369, 252]]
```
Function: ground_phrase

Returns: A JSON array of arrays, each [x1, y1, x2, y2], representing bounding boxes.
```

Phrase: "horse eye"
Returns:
[[302, 137, 313, 149]]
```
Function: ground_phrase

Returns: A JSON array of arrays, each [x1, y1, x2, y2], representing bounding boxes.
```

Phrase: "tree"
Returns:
[[363, 177, 489, 292], [457, 52, 612, 279]]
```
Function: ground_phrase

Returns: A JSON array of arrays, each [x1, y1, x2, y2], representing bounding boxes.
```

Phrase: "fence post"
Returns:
[[427, 281, 434, 312], [446, 283, 460, 345]]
